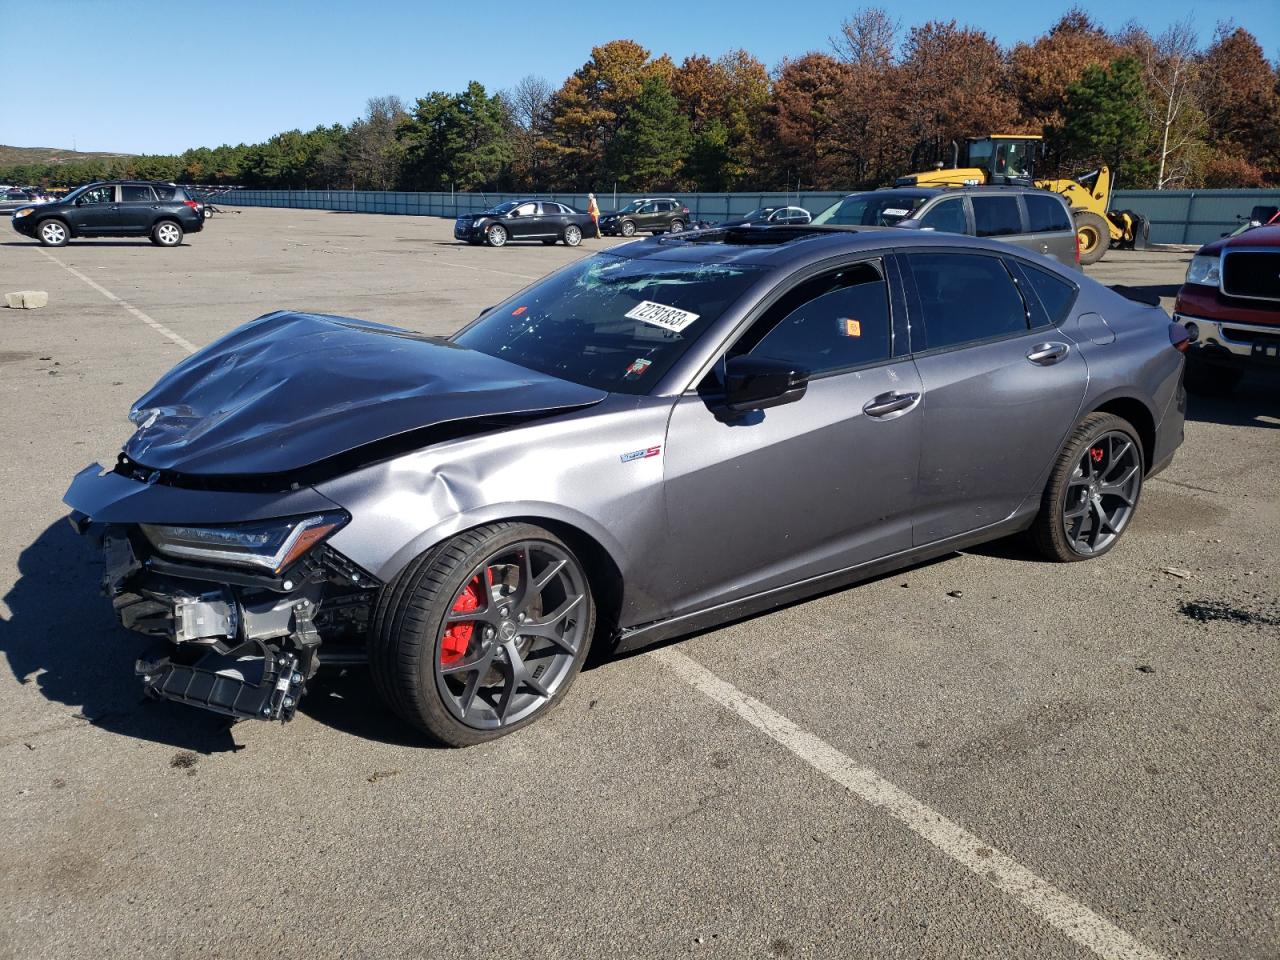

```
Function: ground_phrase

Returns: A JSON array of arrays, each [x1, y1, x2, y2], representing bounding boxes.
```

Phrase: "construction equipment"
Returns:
[[895, 135, 1148, 265]]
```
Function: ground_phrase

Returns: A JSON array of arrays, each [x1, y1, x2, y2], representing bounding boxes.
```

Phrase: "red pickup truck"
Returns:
[[1175, 223, 1280, 394]]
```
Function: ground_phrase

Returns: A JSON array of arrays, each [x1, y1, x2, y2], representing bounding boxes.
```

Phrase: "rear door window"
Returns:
[[732, 261, 892, 375], [120, 185, 155, 202], [907, 252, 1030, 351], [972, 195, 1023, 237], [918, 198, 967, 234], [1025, 194, 1072, 233], [1016, 260, 1078, 326]]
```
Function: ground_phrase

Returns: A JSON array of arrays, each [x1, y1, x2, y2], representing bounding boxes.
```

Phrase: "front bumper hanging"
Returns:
[[137, 640, 305, 722]]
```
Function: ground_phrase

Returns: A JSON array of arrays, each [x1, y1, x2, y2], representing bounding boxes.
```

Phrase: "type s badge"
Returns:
[[620, 445, 662, 463]]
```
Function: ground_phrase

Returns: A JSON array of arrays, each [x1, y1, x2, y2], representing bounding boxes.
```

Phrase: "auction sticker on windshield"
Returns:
[[625, 301, 700, 333]]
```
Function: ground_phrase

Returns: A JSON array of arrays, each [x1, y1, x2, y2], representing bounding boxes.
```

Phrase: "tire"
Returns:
[[668, 219, 684, 233], [1030, 413, 1144, 562], [620, 219, 637, 237], [369, 522, 596, 746], [1074, 211, 1110, 266], [563, 224, 582, 246], [151, 220, 183, 247], [1184, 357, 1242, 396], [486, 224, 508, 247], [37, 219, 69, 247]]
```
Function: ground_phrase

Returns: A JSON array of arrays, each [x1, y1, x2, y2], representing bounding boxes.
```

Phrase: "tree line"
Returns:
[[4, 10, 1277, 194]]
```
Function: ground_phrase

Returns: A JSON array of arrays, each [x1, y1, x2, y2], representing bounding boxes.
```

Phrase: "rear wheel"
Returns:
[[369, 522, 595, 746], [1074, 211, 1110, 266], [151, 220, 183, 247], [563, 224, 582, 246], [37, 219, 69, 247], [668, 219, 684, 233], [486, 224, 508, 247], [1030, 413, 1143, 562]]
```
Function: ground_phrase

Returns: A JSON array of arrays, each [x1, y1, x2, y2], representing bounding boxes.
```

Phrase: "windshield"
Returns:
[[483, 200, 520, 215], [454, 253, 764, 394], [812, 192, 930, 226], [61, 184, 96, 203]]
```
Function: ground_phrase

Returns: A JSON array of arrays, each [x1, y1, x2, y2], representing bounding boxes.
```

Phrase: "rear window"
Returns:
[[1020, 262, 1077, 325], [972, 196, 1023, 237], [1025, 194, 1072, 232], [908, 252, 1030, 351], [454, 253, 764, 394]]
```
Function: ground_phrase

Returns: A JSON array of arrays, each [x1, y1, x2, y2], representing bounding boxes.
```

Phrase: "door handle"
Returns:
[[863, 391, 920, 418], [1026, 341, 1070, 365]]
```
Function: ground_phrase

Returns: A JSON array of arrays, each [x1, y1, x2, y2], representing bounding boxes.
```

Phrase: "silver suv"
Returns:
[[813, 187, 1080, 269]]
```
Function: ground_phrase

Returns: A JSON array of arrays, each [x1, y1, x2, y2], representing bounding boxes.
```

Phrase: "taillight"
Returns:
[[1168, 322, 1190, 353], [682, 206, 689, 214], [183, 200, 199, 209]]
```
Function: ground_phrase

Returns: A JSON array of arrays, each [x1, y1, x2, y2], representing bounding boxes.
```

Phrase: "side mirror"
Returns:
[[508, 210, 520, 218], [722, 355, 809, 413]]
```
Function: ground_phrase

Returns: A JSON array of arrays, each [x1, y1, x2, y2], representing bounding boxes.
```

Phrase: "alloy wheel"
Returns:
[[564, 225, 582, 246], [1062, 430, 1141, 555], [434, 540, 588, 729], [488, 225, 507, 247], [157, 223, 181, 246], [620, 220, 636, 237], [40, 222, 66, 245]]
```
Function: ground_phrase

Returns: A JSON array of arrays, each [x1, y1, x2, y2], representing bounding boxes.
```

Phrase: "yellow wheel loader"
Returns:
[[895, 135, 1149, 265]]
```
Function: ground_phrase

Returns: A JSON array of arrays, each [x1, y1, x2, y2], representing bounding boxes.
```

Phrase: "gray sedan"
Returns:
[[63, 225, 1187, 745]]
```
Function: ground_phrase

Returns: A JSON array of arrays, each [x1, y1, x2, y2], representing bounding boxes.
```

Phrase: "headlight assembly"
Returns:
[[14, 208, 33, 218], [1185, 254, 1221, 286], [140, 512, 348, 574]]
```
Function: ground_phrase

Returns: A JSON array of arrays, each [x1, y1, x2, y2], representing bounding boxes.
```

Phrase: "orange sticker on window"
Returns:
[[512, 306, 528, 316], [839, 318, 861, 337]]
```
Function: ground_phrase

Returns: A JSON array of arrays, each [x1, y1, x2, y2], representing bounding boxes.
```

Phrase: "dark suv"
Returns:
[[599, 198, 690, 237], [813, 187, 1080, 269], [11, 181, 204, 247]]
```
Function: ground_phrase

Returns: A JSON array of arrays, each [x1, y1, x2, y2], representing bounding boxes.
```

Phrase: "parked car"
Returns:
[[10, 180, 204, 247], [813, 187, 1080, 269], [454, 200, 592, 247], [599, 198, 690, 236], [1174, 223, 1280, 394], [0, 188, 44, 214], [64, 226, 1186, 745], [722, 206, 813, 227]]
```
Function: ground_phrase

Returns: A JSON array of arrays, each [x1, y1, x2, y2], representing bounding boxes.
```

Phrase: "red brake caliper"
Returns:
[[441, 576, 483, 666], [1090, 447, 1105, 464]]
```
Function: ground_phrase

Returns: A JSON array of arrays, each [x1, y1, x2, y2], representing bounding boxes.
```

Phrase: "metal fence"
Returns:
[[209, 188, 1280, 246]]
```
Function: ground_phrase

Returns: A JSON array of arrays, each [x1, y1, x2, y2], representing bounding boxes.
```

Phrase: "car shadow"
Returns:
[[1186, 372, 1280, 429], [0, 241, 190, 248], [1107, 283, 1180, 305], [1, 519, 241, 753]]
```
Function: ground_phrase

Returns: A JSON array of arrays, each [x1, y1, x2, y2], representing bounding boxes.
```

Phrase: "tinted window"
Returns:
[[733, 261, 891, 375], [455, 254, 764, 395], [79, 185, 115, 204], [120, 185, 155, 202], [908, 252, 1029, 351], [153, 185, 177, 200], [972, 196, 1022, 236], [1025, 194, 1071, 232], [919, 198, 967, 234], [1020, 262, 1077, 325]]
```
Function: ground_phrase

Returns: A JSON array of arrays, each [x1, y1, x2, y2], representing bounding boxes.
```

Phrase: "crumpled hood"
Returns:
[[124, 311, 606, 476]]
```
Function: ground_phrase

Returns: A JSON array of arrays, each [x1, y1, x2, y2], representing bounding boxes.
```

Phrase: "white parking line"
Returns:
[[37, 249, 199, 355], [654, 647, 1168, 960]]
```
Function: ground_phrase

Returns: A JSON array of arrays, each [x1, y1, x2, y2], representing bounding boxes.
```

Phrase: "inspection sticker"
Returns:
[[882, 207, 909, 217], [838, 318, 862, 337], [625, 300, 700, 333]]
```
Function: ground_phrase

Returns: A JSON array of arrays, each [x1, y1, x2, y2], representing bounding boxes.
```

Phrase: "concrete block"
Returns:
[[5, 290, 48, 309]]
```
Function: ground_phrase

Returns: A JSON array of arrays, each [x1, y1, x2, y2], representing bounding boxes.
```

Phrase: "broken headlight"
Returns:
[[140, 512, 348, 574]]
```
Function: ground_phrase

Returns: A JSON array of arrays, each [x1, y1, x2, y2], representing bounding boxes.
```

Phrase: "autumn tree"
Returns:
[[503, 75, 553, 189], [766, 53, 851, 188], [829, 8, 909, 188], [1199, 24, 1280, 176], [347, 96, 406, 190], [673, 50, 770, 189], [1129, 20, 1205, 189]]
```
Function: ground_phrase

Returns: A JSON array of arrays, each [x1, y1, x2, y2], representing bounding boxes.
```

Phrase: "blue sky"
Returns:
[[5, 0, 1278, 154]]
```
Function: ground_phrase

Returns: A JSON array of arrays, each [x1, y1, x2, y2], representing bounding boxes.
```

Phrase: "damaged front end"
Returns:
[[66, 463, 379, 723]]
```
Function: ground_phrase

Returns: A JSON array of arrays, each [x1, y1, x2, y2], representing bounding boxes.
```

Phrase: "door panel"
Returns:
[[662, 360, 923, 617], [911, 340, 1085, 544], [118, 185, 157, 234], [70, 185, 119, 235]]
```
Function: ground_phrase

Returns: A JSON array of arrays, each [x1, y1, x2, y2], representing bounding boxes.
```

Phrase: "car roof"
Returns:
[[611, 224, 1056, 270]]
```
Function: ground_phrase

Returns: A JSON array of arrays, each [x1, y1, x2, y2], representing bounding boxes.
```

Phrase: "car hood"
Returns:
[[123, 311, 607, 477], [1197, 224, 1280, 255]]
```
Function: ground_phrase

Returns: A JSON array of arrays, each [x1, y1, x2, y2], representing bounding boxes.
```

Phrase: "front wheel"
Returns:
[[37, 219, 69, 246], [369, 522, 596, 746], [620, 219, 636, 237], [1074, 211, 1110, 266], [151, 220, 183, 247], [563, 224, 582, 246], [486, 224, 508, 247], [1030, 413, 1143, 562]]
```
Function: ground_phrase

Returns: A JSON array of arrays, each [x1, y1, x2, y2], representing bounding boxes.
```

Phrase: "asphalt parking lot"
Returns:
[[1, 209, 1276, 960]]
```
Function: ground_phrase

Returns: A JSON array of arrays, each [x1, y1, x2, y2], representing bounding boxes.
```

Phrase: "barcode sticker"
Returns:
[[625, 301, 701, 333]]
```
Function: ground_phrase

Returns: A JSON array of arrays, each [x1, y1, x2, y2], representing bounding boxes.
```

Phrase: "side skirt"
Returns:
[[613, 513, 1035, 654]]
